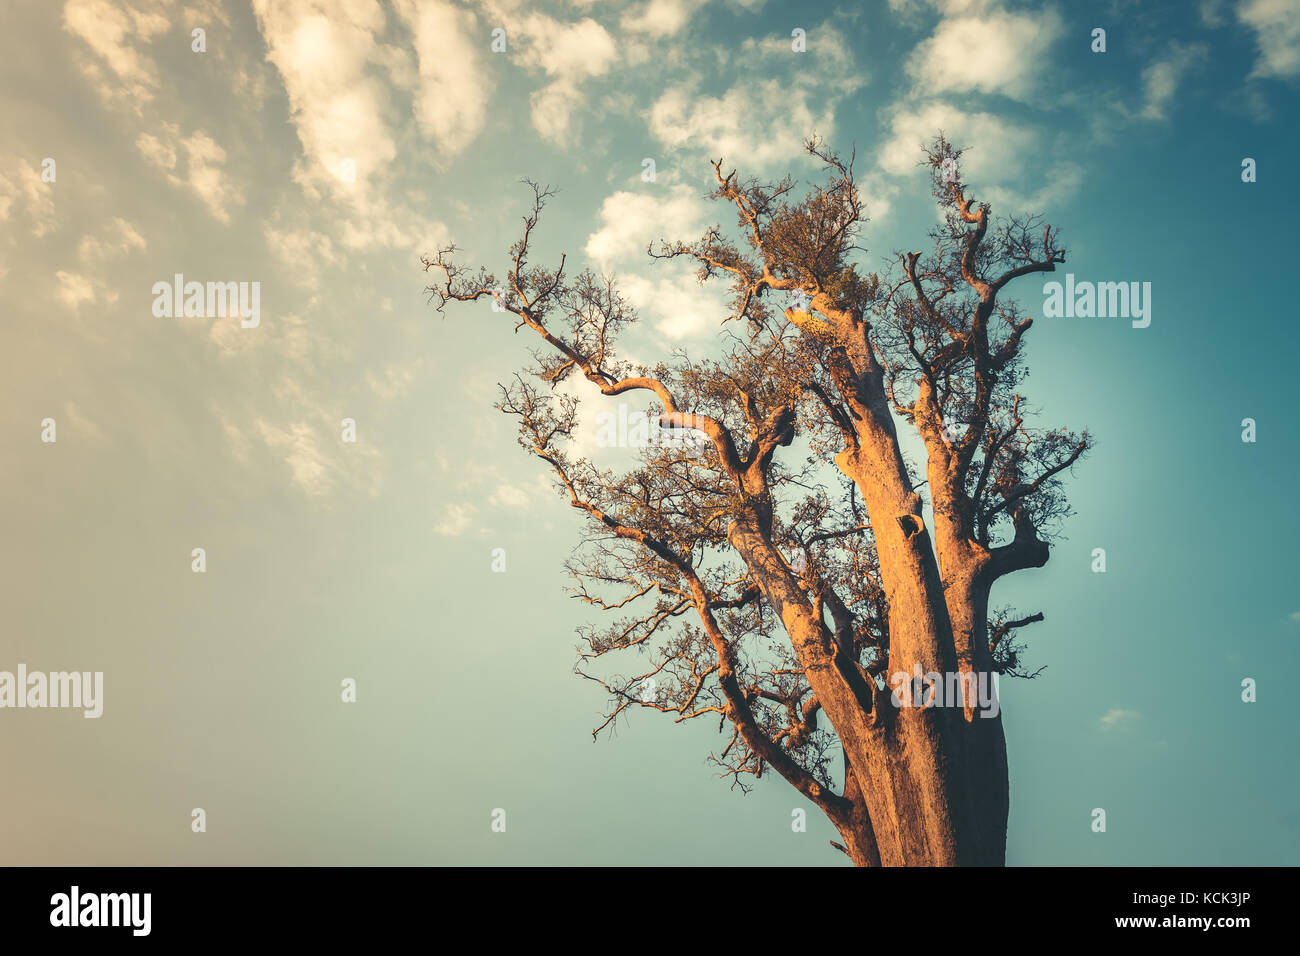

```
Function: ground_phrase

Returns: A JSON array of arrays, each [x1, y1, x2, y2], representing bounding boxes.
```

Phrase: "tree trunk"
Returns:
[[729, 506, 975, 866], [830, 764, 881, 866], [832, 446, 1008, 866], [944, 567, 1010, 865]]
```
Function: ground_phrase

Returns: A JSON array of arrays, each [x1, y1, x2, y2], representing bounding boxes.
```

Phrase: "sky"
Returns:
[[1, 0, 1298, 866]]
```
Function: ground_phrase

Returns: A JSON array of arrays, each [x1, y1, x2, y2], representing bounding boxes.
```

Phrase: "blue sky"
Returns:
[[1, 0, 1297, 865]]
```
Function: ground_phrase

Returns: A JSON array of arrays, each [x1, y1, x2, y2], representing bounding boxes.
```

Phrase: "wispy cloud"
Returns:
[[1099, 708, 1140, 731], [1238, 0, 1300, 79], [433, 502, 477, 536], [1137, 43, 1207, 121]]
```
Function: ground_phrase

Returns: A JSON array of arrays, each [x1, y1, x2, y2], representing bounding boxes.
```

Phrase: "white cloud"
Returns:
[[1099, 708, 1139, 730], [206, 304, 322, 362], [0, 159, 55, 238], [647, 16, 865, 169], [648, 79, 837, 169], [395, 0, 619, 145], [135, 129, 177, 170], [488, 483, 531, 508], [183, 131, 241, 222], [518, 14, 619, 143], [905, 7, 1065, 100], [878, 101, 1035, 180], [859, 172, 898, 223], [63, 401, 108, 442], [878, 102, 1084, 212], [254, 418, 336, 497], [738, 23, 866, 95], [367, 359, 424, 400], [392, 0, 492, 157], [219, 413, 253, 465], [986, 160, 1083, 215], [55, 271, 96, 310], [585, 185, 709, 267], [1138, 44, 1205, 120], [207, 314, 260, 357], [1238, 0, 1300, 79], [621, 0, 706, 38], [889, 0, 1003, 16], [251, 0, 398, 201], [61, 0, 170, 106], [617, 271, 730, 341], [251, 0, 447, 253], [1200, 0, 1227, 27], [77, 217, 146, 263], [136, 124, 243, 223], [584, 184, 732, 340], [55, 220, 144, 314], [433, 502, 477, 535], [263, 221, 340, 287]]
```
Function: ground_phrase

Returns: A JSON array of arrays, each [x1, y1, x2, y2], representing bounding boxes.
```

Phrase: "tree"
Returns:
[[423, 135, 1091, 866]]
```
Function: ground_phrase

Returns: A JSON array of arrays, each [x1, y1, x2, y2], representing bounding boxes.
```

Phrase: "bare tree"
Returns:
[[423, 135, 1090, 866]]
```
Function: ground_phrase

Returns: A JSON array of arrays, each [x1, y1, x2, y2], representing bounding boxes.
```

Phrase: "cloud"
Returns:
[[250, 0, 447, 253], [54, 219, 144, 314], [737, 22, 867, 95], [647, 16, 866, 170], [136, 125, 243, 223], [206, 313, 261, 357], [858, 171, 898, 222], [250, 0, 398, 201], [648, 79, 838, 169], [1238, 0, 1300, 79], [488, 483, 531, 508], [0, 158, 55, 238], [77, 217, 147, 263], [55, 271, 97, 310], [878, 99, 1082, 212], [393, 0, 620, 146], [392, 0, 492, 157], [182, 132, 242, 221], [905, 6, 1065, 100], [616, 271, 730, 341], [889, 0, 1005, 16], [621, 0, 706, 38], [219, 413, 253, 465], [878, 101, 1035, 180], [1099, 708, 1139, 730], [518, 13, 619, 143], [584, 184, 731, 340], [61, 0, 169, 106], [367, 359, 424, 400], [263, 222, 341, 287], [62, 401, 108, 442], [254, 418, 337, 497], [134, 129, 176, 169], [585, 185, 709, 267], [1137, 44, 1206, 120], [433, 502, 477, 536]]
